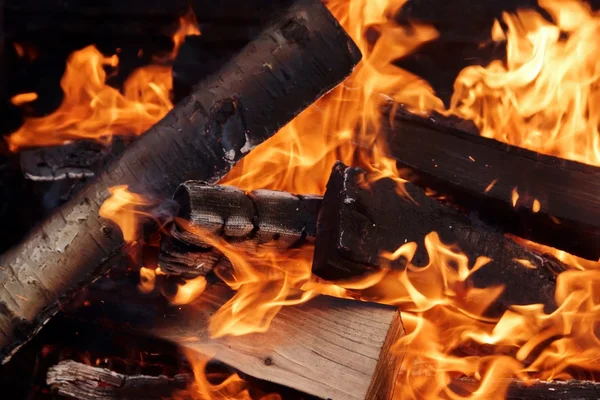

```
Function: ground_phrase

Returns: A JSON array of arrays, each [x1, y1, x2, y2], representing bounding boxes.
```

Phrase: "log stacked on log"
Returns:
[[312, 162, 567, 315], [379, 105, 600, 261], [0, 0, 361, 363], [159, 182, 321, 277]]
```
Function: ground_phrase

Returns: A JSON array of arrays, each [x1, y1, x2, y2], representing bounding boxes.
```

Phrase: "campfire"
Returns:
[[1, 0, 600, 398]]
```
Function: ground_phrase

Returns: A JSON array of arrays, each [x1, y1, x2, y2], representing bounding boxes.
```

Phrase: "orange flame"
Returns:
[[87, 0, 600, 398], [10, 92, 38, 107], [98, 185, 153, 243], [222, 0, 441, 194], [448, 0, 600, 166], [6, 13, 199, 152]]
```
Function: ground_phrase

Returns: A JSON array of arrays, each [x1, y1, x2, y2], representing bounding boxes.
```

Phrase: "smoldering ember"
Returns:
[[1, 0, 600, 399]]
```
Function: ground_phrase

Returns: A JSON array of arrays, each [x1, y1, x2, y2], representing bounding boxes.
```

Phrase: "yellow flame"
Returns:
[[98, 185, 152, 242], [448, 0, 600, 166], [6, 13, 199, 151]]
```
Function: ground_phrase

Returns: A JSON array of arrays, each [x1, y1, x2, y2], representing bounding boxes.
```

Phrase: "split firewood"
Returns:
[[0, 0, 361, 363], [379, 105, 600, 261], [148, 284, 404, 400], [313, 162, 569, 315], [158, 182, 322, 277], [47, 360, 190, 400]]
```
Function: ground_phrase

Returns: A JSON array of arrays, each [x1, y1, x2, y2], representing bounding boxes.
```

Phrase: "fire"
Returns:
[[84, 0, 600, 398], [175, 351, 280, 400], [6, 12, 199, 152], [99, 185, 154, 243], [222, 0, 441, 194], [448, 0, 600, 166]]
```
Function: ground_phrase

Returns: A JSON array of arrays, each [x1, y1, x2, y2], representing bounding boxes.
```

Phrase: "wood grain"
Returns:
[[380, 106, 600, 260], [152, 284, 404, 400]]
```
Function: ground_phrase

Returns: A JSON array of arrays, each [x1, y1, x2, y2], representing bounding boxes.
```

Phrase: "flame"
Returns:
[[6, 13, 199, 151], [448, 0, 600, 166], [222, 0, 442, 194], [99, 185, 153, 242], [85, 0, 600, 398], [511, 187, 520, 207], [170, 275, 208, 305], [175, 351, 281, 400]]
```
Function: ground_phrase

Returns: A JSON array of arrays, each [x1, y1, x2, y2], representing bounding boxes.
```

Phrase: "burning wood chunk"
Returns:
[[381, 105, 600, 261], [313, 162, 568, 315], [159, 182, 322, 278], [47, 360, 190, 400], [0, 0, 361, 363], [150, 284, 404, 400]]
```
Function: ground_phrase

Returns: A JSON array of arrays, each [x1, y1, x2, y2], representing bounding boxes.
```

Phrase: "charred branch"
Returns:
[[159, 182, 322, 278], [0, 0, 361, 363], [380, 106, 600, 261], [313, 162, 566, 315]]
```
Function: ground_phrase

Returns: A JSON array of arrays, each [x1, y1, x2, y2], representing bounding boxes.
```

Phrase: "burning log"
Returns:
[[313, 162, 567, 315], [380, 106, 600, 261], [149, 284, 404, 400], [0, 0, 361, 362], [19, 138, 128, 182], [158, 182, 321, 277], [47, 360, 190, 400], [46, 359, 600, 400]]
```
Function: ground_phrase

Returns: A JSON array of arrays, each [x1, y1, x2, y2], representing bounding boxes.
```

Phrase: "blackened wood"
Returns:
[[158, 182, 322, 277], [0, 0, 361, 363], [172, 35, 247, 103], [451, 377, 600, 400], [47, 360, 190, 400], [4, 0, 189, 16], [20, 137, 128, 182], [380, 106, 600, 261], [313, 162, 564, 315]]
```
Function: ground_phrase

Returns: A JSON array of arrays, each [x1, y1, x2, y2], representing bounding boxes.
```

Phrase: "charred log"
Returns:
[[313, 162, 566, 315], [172, 35, 247, 103], [0, 0, 361, 363], [20, 137, 128, 182], [47, 360, 190, 400], [378, 106, 600, 261], [158, 182, 322, 278]]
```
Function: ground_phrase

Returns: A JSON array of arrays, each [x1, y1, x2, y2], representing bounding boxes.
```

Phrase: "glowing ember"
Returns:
[[10, 92, 38, 106]]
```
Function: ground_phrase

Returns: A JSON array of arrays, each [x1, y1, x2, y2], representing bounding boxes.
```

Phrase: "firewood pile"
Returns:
[[1, 0, 600, 399]]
